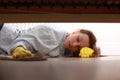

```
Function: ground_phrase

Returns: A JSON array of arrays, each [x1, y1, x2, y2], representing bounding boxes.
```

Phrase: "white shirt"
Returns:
[[0, 24, 66, 57]]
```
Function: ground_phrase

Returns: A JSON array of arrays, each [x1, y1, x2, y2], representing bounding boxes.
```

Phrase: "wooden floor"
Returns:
[[0, 56, 120, 80]]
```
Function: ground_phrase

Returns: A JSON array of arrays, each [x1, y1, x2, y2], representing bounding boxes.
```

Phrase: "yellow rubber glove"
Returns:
[[12, 46, 34, 59], [79, 47, 94, 58]]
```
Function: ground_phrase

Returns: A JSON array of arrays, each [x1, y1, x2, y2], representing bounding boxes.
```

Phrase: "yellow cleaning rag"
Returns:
[[79, 47, 94, 58], [12, 46, 34, 59]]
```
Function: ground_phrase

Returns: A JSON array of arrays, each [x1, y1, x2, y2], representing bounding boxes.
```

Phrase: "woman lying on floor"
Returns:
[[0, 23, 100, 59]]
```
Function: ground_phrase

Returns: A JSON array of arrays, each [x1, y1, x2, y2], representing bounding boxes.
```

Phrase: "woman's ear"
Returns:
[[66, 33, 70, 38]]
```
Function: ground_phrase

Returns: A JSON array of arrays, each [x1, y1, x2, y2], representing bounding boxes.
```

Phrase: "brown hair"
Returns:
[[73, 29, 100, 57]]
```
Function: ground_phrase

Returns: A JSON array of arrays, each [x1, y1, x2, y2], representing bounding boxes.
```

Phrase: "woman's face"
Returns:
[[64, 31, 89, 52]]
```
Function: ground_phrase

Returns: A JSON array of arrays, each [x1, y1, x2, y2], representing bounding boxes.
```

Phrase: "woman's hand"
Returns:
[[12, 46, 34, 59]]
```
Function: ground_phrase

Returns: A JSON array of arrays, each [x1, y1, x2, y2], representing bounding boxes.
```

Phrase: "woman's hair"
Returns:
[[72, 29, 100, 57]]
